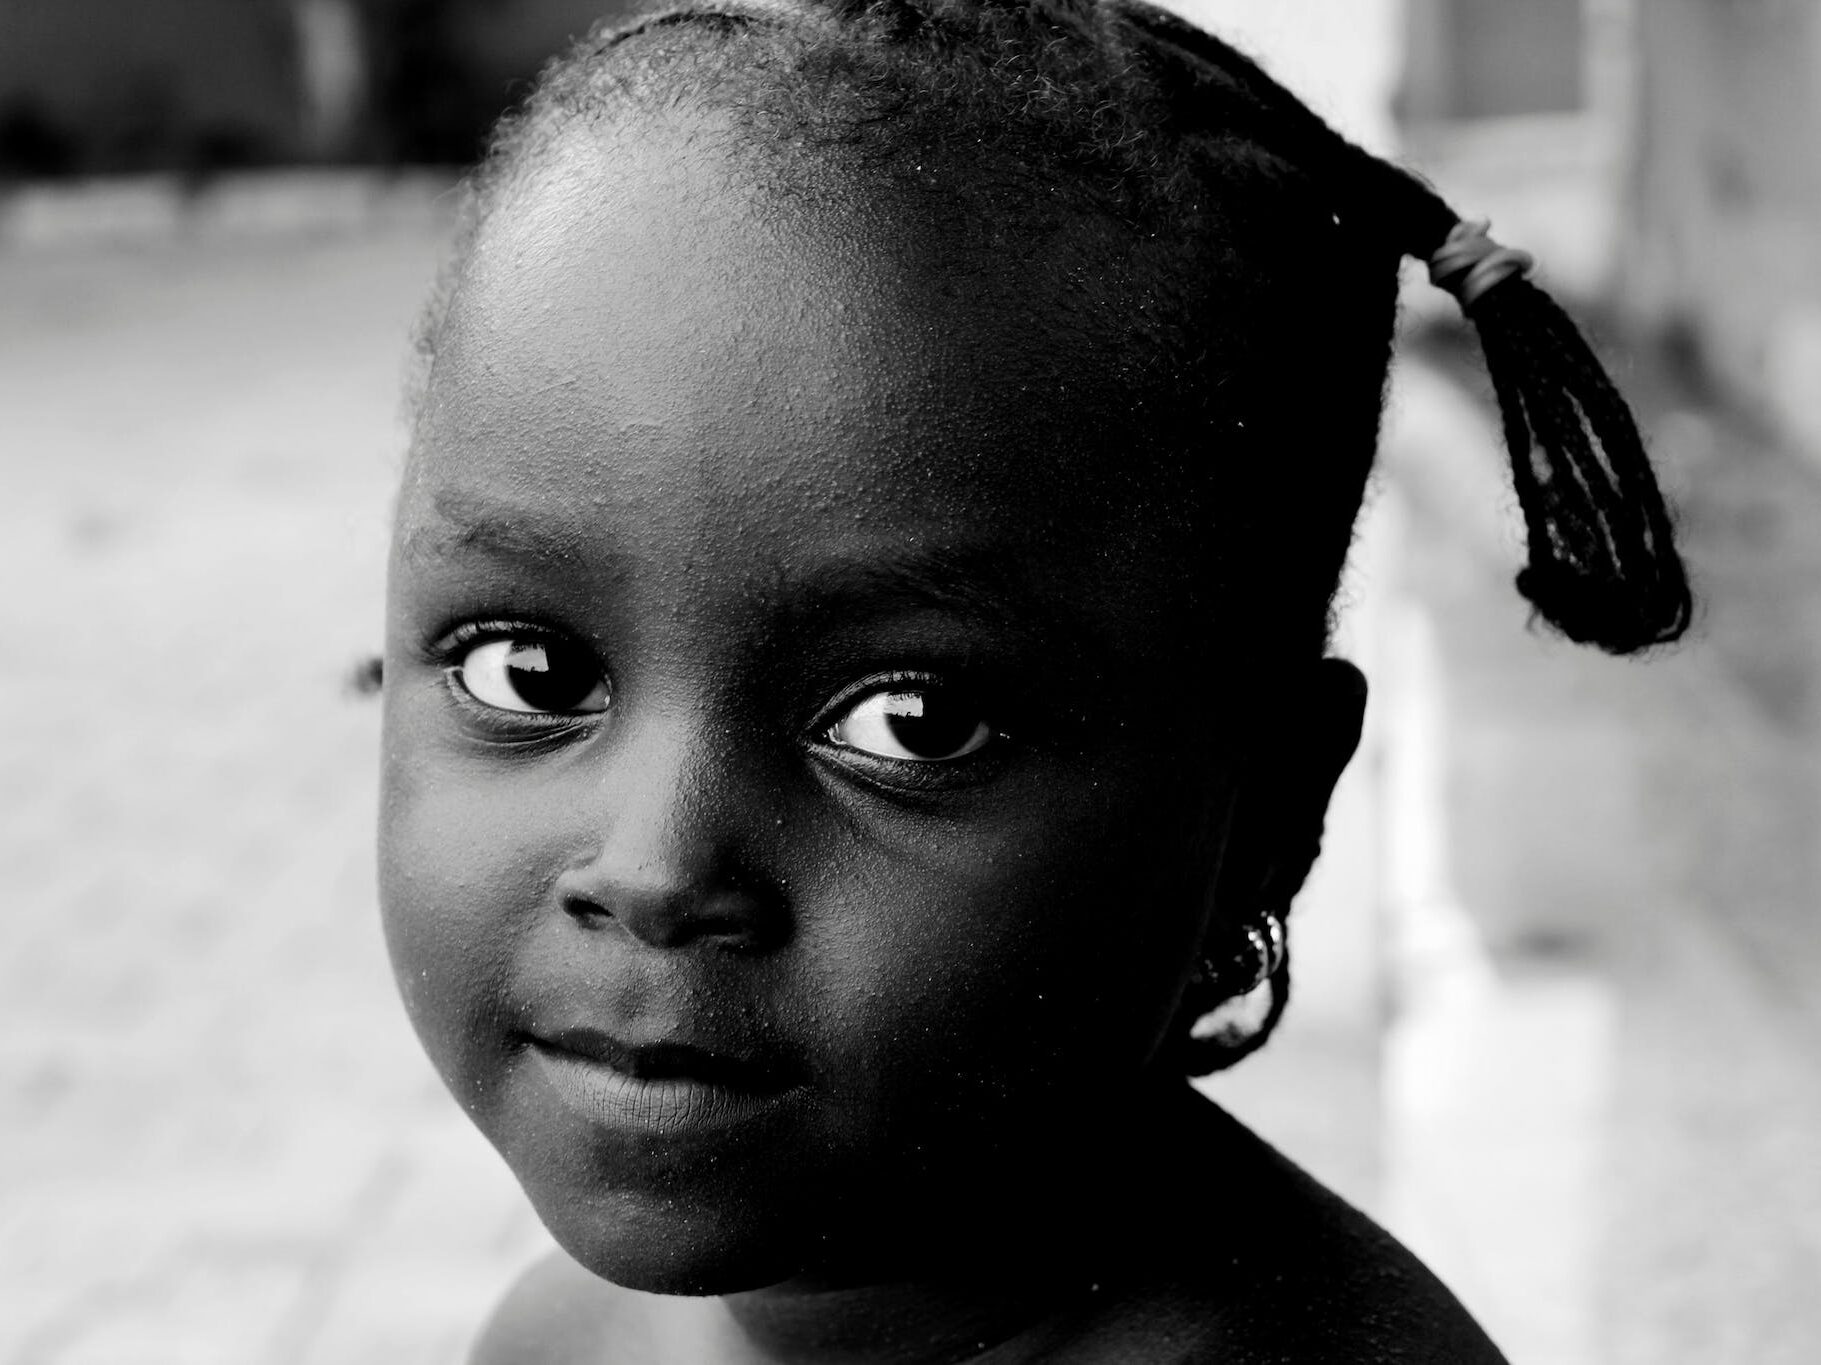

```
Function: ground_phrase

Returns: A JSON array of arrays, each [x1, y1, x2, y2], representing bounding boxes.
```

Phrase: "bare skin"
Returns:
[[471, 1093, 1505, 1364], [381, 105, 1505, 1365]]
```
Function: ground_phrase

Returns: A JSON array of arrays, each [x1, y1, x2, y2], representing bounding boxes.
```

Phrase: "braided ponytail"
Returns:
[[1115, 0, 1692, 657], [1380, 173, 1694, 653]]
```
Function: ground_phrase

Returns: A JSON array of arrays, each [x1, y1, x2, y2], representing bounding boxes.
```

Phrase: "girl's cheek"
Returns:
[[377, 737, 559, 1112], [794, 775, 1214, 1107]]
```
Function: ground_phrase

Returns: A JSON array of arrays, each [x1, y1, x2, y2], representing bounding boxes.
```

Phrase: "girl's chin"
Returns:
[[528, 1184, 812, 1297]]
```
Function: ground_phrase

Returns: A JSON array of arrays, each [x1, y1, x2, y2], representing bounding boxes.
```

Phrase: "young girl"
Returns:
[[377, 1, 1690, 1359]]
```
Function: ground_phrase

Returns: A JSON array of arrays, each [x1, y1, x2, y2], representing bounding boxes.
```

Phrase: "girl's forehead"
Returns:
[[416, 116, 1192, 546]]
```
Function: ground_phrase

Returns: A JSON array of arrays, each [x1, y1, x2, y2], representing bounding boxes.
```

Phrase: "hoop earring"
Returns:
[[1194, 907, 1285, 1000], [1188, 907, 1287, 1046]]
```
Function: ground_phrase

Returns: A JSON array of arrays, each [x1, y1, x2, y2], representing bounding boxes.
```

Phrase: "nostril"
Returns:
[[712, 889, 792, 955], [561, 893, 614, 928], [556, 875, 790, 953]]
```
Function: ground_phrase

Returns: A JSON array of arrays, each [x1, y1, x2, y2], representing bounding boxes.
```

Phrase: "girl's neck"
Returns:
[[718, 1076, 1218, 1365], [721, 1276, 1082, 1365]]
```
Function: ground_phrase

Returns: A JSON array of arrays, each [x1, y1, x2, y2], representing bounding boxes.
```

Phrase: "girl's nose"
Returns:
[[551, 711, 789, 954]]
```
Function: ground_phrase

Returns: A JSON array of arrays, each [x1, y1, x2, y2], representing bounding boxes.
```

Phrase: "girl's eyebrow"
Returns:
[[772, 546, 1094, 653], [411, 492, 1052, 622], [405, 490, 1117, 653], [783, 550, 1030, 621], [402, 490, 622, 569]]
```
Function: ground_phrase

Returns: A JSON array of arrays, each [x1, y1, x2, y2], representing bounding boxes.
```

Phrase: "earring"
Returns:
[[1187, 907, 1287, 1046], [1193, 907, 1285, 999]]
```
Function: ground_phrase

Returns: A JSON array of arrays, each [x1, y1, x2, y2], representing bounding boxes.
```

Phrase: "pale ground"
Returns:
[[0, 221, 546, 1365], [2, 213, 1818, 1364]]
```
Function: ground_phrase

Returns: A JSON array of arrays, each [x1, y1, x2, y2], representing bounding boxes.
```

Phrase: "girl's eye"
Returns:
[[827, 688, 992, 763], [453, 637, 608, 715]]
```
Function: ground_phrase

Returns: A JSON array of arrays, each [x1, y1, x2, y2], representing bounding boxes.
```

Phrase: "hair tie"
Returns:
[[1428, 218, 1536, 311]]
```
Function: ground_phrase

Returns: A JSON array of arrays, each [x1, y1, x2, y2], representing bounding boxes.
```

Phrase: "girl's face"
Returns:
[[380, 118, 1247, 1292]]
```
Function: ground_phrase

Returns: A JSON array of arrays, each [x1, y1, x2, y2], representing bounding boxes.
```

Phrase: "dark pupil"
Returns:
[[505, 640, 597, 712], [883, 694, 981, 759]]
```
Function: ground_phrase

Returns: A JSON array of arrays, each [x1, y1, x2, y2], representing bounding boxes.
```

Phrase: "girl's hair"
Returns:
[[420, 0, 1693, 1069]]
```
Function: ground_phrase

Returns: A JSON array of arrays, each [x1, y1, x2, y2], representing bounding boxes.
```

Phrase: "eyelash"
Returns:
[[809, 670, 1011, 789], [431, 617, 551, 657], [433, 619, 608, 741], [426, 623, 1014, 779]]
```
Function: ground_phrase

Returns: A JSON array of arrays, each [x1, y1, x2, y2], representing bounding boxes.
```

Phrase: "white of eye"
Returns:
[[456, 638, 609, 715], [827, 690, 992, 763]]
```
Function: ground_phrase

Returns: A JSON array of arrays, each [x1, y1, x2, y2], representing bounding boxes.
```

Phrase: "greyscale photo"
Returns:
[[3, 2, 1818, 1362]]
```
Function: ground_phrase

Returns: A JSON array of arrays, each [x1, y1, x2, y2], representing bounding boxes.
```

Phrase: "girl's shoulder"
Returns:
[[1068, 1252, 1508, 1365], [1108, 1103, 1509, 1364]]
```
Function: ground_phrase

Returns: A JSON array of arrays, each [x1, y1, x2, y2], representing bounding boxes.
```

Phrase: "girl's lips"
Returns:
[[526, 1030, 799, 1137], [537, 1026, 785, 1086]]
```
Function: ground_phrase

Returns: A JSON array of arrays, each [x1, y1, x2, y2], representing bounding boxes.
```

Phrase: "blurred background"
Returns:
[[2, 1, 1818, 1361]]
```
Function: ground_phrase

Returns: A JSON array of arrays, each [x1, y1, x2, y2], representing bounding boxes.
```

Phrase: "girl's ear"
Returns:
[[348, 654, 385, 698], [1217, 657, 1367, 910], [1170, 660, 1367, 1074]]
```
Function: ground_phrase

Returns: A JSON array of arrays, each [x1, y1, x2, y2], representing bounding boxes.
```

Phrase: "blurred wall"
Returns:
[[1618, 0, 1821, 461], [1180, 0, 1404, 152], [1401, 0, 1584, 121], [0, 0, 302, 174], [0, 0, 635, 175], [1394, 0, 1632, 300]]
